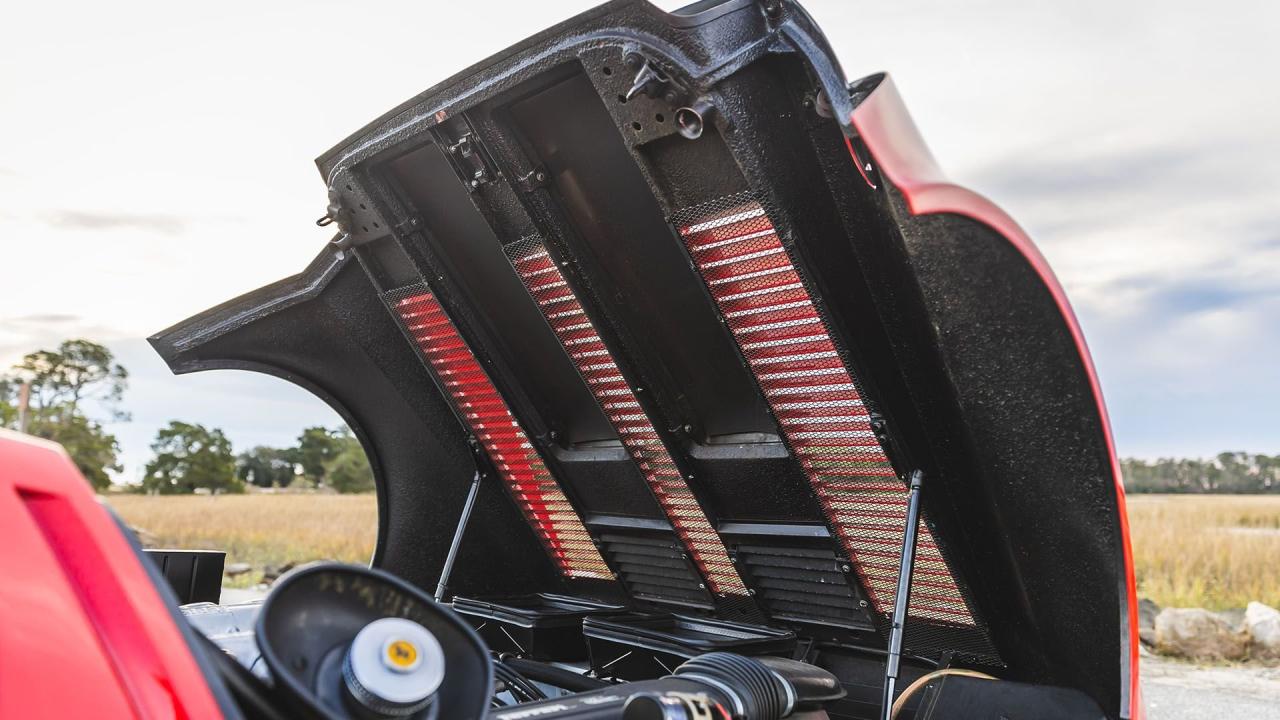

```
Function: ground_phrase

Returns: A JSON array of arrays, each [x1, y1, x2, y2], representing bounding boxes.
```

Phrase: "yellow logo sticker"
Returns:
[[386, 639, 419, 668]]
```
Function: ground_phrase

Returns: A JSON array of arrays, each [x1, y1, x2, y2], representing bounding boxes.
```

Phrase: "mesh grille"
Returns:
[[386, 286, 610, 580], [506, 236, 750, 599], [674, 195, 976, 626]]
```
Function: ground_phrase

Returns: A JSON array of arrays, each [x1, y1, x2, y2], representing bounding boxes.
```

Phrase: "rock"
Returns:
[[1154, 608, 1249, 660], [1245, 602, 1280, 658], [261, 562, 296, 585], [224, 563, 253, 578], [1139, 598, 1160, 647], [129, 525, 160, 549], [1215, 607, 1247, 632]]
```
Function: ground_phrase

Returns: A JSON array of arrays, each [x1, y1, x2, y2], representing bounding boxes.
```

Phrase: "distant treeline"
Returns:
[[1122, 453, 1280, 493]]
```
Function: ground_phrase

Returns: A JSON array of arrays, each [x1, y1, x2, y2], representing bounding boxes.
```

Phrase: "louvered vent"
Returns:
[[505, 236, 750, 600], [597, 532, 713, 610], [674, 195, 975, 626], [386, 286, 610, 580], [733, 543, 866, 629]]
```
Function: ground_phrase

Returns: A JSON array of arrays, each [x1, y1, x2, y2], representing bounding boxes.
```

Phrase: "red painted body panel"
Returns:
[[848, 75, 1142, 719], [0, 429, 223, 720]]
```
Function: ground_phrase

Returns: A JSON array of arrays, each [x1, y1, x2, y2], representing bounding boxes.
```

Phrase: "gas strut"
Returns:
[[879, 470, 925, 720], [434, 470, 483, 602]]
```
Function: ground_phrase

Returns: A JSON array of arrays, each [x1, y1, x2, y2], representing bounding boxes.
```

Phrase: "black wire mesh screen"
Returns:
[[503, 236, 753, 605], [384, 284, 611, 580], [671, 193, 999, 661]]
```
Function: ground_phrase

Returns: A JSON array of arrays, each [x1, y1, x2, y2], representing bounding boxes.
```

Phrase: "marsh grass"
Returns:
[[1127, 494, 1280, 609], [105, 493, 377, 587], [106, 492, 1280, 607]]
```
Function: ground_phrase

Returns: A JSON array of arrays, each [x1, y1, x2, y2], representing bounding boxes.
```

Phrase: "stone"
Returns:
[[129, 525, 159, 548], [261, 562, 296, 585], [1154, 607, 1248, 660], [1215, 607, 1246, 632], [1138, 598, 1160, 647], [224, 563, 253, 578], [1245, 602, 1280, 658]]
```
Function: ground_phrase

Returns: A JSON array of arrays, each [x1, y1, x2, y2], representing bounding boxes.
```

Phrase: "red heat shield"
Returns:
[[675, 196, 976, 626], [389, 288, 611, 580], [507, 237, 750, 598]]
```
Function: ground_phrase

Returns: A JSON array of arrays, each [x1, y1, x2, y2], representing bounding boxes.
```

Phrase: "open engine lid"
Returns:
[[150, 1, 1137, 717]]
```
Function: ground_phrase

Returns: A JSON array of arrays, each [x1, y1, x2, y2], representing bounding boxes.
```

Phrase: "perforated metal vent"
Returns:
[[386, 286, 610, 580], [506, 237, 750, 600], [674, 195, 976, 626]]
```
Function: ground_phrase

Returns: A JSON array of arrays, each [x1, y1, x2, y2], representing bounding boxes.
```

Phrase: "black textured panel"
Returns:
[[733, 543, 866, 629], [598, 532, 714, 610]]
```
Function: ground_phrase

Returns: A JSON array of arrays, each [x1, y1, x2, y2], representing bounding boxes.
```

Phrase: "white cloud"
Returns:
[[2, 0, 1277, 462]]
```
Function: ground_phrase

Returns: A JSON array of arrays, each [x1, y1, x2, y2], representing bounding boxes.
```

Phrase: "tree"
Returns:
[[13, 339, 129, 423], [0, 377, 15, 428], [296, 426, 344, 485], [325, 436, 375, 493], [143, 421, 241, 494], [30, 414, 122, 490], [236, 446, 299, 488], [1122, 453, 1280, 494], [3, 340, 128, 490]]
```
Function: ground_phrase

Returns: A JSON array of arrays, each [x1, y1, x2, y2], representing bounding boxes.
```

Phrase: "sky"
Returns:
[[2, 0, 1277, 481]]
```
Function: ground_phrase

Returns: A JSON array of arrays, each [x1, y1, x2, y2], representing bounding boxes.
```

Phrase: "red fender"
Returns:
[[0, 429, 223, 719]]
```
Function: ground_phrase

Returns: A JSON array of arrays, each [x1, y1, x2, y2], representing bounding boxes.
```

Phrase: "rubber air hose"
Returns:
[[674, 652, 793, 719]]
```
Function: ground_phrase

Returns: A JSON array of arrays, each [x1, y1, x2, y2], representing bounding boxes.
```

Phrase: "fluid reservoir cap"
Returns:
[[343, 617, 444, 715]]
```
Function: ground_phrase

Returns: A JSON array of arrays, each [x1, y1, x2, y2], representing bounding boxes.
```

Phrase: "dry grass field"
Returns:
[[107, 492, 1280, 608], [1127, 494, 1280, 610], [105, 493, 377, 587]]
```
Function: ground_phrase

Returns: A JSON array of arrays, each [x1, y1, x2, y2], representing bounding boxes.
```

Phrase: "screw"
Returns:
[[859, 600, 869, 608], [625, 52, 644, 69], [841, 563, 852, 572], [698, 583, 706, 590], [535, 171, 547, 182]]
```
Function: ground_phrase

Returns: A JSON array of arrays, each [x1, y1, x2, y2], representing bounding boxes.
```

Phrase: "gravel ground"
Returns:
[[1142, 653, 1280, 719]]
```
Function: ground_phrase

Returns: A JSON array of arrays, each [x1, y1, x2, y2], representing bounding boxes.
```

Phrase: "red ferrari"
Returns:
[[1, 2, 1139, 718]]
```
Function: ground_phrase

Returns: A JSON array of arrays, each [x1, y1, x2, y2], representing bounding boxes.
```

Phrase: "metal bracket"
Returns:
[[442, 130, 497, 192], [316, 170, 394, 248], [516, 166, 550, 193], [624, 53, 680, 103]]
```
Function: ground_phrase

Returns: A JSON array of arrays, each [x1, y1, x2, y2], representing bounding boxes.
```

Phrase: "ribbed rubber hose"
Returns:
[[674, 652, 790, 720]]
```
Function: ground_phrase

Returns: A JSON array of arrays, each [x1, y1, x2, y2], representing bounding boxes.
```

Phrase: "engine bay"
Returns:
[[182, 562, 1107, 720]]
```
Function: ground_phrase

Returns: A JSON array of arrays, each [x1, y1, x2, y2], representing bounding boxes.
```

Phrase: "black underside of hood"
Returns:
[[150, 1, 1131, 716]]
